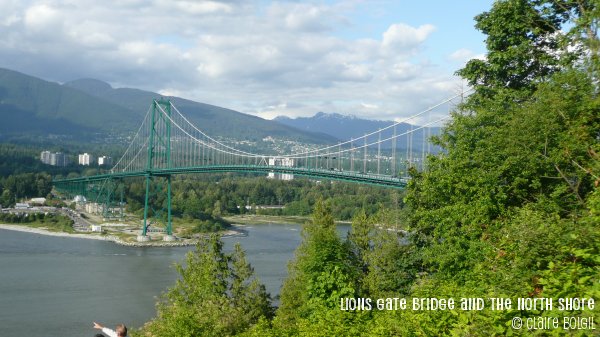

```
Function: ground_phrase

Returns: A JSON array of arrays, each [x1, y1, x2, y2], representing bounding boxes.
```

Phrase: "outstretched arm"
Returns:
[[93, 322, 117, 337]]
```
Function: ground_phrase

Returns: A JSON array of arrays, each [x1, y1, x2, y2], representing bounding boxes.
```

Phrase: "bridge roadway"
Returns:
[[53, 164, 408, 189]]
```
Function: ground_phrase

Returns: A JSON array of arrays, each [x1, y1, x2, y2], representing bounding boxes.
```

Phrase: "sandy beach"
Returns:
[[0, 224, 246, 247], [0, 224, 109, 240]]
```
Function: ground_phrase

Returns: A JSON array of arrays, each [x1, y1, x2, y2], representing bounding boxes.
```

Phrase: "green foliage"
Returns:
[[347, 209, 418, 298], [0, 212, 74, 233], [457, 0, 588, 93], [277, 199, 359, 331], [136, 235, 273, 337], [187, 217, 230, 234], [0, 189, 15, 207], [0, 172, 52, 207], [406, 66, 600, 284], [396, 1, 600, 334], [124, 175, 400, 222]]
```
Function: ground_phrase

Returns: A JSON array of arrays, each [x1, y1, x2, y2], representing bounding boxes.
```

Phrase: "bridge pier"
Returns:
[[137, 235, 151, 242]]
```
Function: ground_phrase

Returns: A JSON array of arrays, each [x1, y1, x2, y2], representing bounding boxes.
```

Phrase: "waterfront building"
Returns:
[[15, 203, 30, 209], [30, 198, 46, 205]]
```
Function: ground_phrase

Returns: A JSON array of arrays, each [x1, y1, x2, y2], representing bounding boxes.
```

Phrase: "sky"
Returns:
[[0, 0, 494, 121]]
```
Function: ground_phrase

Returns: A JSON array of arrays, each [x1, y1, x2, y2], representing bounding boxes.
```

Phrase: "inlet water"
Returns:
[[0, 223, 349, 337]]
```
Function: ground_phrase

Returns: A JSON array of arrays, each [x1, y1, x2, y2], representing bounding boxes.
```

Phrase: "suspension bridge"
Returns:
[[53, 93, 464, 240]]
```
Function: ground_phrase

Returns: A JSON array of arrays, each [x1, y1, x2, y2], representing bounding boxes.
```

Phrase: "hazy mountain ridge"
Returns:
[[274, 112, 441, 150], [63, 78, 336, 144], [0, 68, 336, 146], [0, 68, 138, 138]]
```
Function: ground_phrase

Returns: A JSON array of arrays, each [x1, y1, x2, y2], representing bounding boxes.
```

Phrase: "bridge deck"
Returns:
[[53, 165, 408, 188]]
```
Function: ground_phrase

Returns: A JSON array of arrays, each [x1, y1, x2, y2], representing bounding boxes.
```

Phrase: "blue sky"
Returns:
[[0, 0, 496, 121], [335, 1, 492, 58], [334, 0, 494, 79]]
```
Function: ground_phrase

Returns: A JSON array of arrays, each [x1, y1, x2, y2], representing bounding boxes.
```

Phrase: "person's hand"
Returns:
[[93, 322, 103, 329]]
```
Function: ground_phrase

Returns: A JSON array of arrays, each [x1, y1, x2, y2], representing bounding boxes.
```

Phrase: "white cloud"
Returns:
[[167, 0, 233, 15], [382, 23, 435, 53], [386, 62, 422, 81], [361, 102, 379, 109], [24, 4, 62, 33], [0, 0, 466, 123], [267, 2, 333, 32], [1, 13, 20, 27], [448, 48, 486, 63]]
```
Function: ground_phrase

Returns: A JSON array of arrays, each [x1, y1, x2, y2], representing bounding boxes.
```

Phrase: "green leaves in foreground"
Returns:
[[135, 235, 273, 337]]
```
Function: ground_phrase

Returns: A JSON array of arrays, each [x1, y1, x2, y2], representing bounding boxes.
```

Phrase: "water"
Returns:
[[0, 223, 349, 337]]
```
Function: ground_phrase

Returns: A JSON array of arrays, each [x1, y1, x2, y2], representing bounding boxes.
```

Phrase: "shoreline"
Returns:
[[223, 214, 352, 225], [0, 224, 246, 247]]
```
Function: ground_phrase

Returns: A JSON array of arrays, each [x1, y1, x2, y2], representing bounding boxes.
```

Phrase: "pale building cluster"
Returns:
[[40, 151, 70, 167], [39, 151, 112, 167], [97, 156, 112, 166], [267, 157, 294, 181]]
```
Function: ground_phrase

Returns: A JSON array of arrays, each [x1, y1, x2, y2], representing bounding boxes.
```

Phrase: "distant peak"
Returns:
[[63, 78, 112, 94], [313, 111, 356, 120], [274, 112, 363, 121]]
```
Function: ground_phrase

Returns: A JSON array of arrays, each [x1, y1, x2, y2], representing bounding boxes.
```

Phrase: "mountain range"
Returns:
[[0, 68, 335, 146], [0, 67, 440, 153], [274, 112, 441, 150]]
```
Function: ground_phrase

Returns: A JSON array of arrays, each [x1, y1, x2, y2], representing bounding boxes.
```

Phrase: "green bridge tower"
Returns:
[[139, 98, 174, 241]]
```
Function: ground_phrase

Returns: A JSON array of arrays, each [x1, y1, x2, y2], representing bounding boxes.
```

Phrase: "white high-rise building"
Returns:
[[50, 152, 69, 166], [78, 153, 95, 165], [40, 151, 51, 164], [41, 151, 69, 166], [98, 156, 113, 166]]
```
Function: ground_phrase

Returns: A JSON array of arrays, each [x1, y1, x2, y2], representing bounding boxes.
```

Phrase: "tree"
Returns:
[[457, 0, 581, 94], [137, 235, 272, 337], [347, 209, 370, 269], [0, 189, 15, 207], [399, 0, 600, 334], [276, 199, 358, 331], [212, 200, 223, 218], [405, 0, 600, 280], [230, 243, 274, 330], [34, 173, 52, 197]]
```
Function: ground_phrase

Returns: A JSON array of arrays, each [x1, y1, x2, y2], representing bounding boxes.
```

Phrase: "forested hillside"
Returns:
[[0, 68, 335, 146]]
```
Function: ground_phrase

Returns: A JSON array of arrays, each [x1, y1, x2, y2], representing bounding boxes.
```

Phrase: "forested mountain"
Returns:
[[0, 68, 336, 145], [63, 78, 336, 144], [0, 68, 137, 138]]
